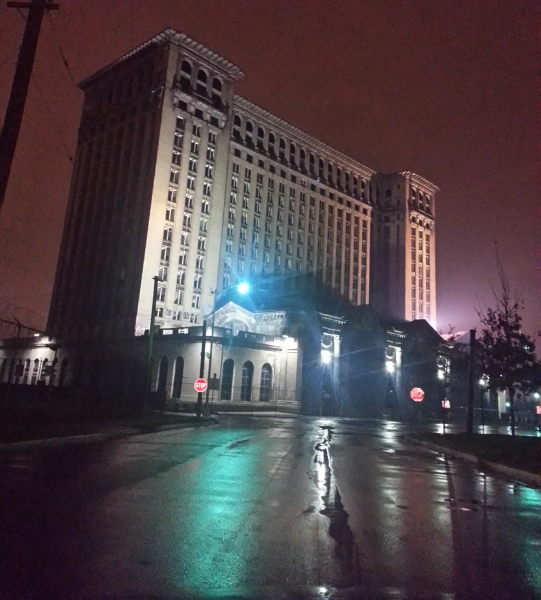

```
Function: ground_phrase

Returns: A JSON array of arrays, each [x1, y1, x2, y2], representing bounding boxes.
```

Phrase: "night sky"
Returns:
[[0, 0, 538, 336]]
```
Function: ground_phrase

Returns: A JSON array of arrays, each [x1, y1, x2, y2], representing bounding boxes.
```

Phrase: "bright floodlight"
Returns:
[[321, 349, 332, 364], [237, 282, 249, 295], [385, 360, 395, 373]]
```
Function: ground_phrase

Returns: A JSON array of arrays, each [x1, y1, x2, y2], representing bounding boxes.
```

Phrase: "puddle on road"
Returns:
[[311, 426, 363, 584]]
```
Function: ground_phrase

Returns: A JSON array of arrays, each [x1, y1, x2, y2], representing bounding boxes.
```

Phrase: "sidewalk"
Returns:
[[0, 413, 217, 451], [405, 434, 541, 488]]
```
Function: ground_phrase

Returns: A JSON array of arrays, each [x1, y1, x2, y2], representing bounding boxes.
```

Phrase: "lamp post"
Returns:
[[203, 281, 249, 415]]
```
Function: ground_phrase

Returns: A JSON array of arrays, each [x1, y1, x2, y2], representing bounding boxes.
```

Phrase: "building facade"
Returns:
[[47, 29, 439, 342]]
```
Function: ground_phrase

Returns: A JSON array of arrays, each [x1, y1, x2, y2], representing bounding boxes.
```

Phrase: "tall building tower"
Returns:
[[48, 30, 243, 339], [370, 172, 438, 326], [48, 29, 439, 340]]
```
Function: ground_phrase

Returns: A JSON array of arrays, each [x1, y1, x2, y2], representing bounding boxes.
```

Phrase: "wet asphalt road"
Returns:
[[0, 416, 540, 600]]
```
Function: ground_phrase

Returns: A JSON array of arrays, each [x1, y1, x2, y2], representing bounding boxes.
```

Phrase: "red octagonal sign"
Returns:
[[194, 378, 208, 393], [410, 387, 425, 402]]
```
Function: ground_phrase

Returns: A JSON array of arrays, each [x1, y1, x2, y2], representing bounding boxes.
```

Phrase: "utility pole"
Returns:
[[0, 0, 59, 212], [196, 320, 207, 418], [466, 329, 476, 437], [144, 276, 159, 411]]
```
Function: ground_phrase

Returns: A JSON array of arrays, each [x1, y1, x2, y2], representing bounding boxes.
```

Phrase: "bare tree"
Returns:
[[476, 246, 540, 435]]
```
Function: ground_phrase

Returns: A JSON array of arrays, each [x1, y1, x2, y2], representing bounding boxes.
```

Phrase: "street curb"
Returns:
[[0, 417, 218, 451], [405, 435, 541, 488]]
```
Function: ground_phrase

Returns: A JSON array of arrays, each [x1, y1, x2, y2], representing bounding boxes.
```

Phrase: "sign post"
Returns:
[[441, 399, 450, 434], [410, 387, 424, 425], [194, 378, 208, 394]]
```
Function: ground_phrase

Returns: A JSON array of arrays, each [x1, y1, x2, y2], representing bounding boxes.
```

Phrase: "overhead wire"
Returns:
[[46, 11, 78, 88], [12, 6, 74, 163]]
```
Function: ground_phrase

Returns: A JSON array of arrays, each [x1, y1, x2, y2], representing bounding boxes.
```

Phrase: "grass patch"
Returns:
[[413, 433, 541, 475]]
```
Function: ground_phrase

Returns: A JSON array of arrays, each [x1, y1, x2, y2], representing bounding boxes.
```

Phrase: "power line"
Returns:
[[46, 10, 77, 88]]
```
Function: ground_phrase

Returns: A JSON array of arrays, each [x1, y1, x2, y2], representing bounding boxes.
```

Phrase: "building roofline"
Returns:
[[399, 171, 440, 193], [79, 28, 244, 89], [234, 95, 377, 178]]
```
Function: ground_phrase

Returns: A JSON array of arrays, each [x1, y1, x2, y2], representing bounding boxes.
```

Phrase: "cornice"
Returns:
[[234, 96, 376, 179], [400, 171, 440, 194], [80, 29, 243, 90]]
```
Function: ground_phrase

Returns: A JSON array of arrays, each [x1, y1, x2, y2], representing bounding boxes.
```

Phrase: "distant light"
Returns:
[[385, 360, 395, 373], [479, 378, 486, 386], [237, 282, 249, 295], [321, 349, 332, 364], [533, 392, 540, 399], [33, 333, 40, 338], [437, 369, 445, 380], [506, 402, 511, 408]]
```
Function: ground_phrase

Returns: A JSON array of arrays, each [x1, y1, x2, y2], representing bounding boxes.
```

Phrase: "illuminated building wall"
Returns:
[[48, 29, 438, 340]]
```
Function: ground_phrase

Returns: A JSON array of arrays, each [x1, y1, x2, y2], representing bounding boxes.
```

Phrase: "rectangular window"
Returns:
[[206, 147, 215, 162], [189, 157, 197, 172], [190, 140, 199, 155], [172, 151, 181, 166], [199, 218, 208, 232], [226, 239, 233, 253], [201, 200, 209, 214], [245, 168, 251, 180], [240, 227, 247, 240], [239, 243, 246, 256], [229, 207, 236, 221], [170, 169, 179, 184], [230, 191, 237, 204], [192, 294, 200, 308], [208, 131, 216, 145], [181, 232, 189, 246], [187, 175, 195, 190], [161, 246, 170, 261], [157, 285, 166, 301], [205, 164, 213, 179], [198, 237, 206, 251], [227, 224, 234, 237], [174, 290, 183, 305], [203, 181, 212, 196], [174, 132, 183, 148], [165, 206, 175, 221], [163, 227, 173, 242], [168, 188, 177, 203]]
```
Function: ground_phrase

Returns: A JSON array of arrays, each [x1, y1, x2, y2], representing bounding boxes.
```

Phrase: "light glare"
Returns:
[[237, 282, 249, 294]]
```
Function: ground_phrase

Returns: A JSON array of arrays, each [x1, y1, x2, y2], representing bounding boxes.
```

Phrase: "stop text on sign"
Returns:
[[410, 387, 424, 402], [194, 378, 208, 393]]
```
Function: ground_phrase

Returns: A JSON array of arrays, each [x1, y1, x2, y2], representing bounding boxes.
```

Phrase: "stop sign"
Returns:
[[194, 378, 208, 393], [410, 387, 424, 402]]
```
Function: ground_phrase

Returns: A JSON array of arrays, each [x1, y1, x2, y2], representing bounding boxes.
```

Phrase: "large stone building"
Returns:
[[47, 29, 439, 342]]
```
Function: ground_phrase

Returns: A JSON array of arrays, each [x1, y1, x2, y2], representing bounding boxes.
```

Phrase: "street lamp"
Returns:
[[204, 281, 250, 414]]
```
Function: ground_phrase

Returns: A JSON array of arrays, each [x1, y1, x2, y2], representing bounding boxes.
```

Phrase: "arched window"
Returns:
[[289, 143, 296, 163], [0, 358, 7, 383], [180, 60, 192, 92], [22, 359, 30, 384], [240, 361, 254, 402], [212, 77, 222, 94], [257, 127, 264, 139], [259, 363, 272, 402], [279, 138, 286, 152], [40, 358, 48, 384], [181, 60, 192, 75], [58, 359, 69, 387], [157, 356, 168, 393], [245, 121, 253, 145], [268, 133, 275, 153], [234, 114, 241, 127], [196, 69, 208, 95], [50, 358, 58, 386], [172, 356, 184, 398], [221, 358, 234, 400], [31, 358, 40, 385]]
